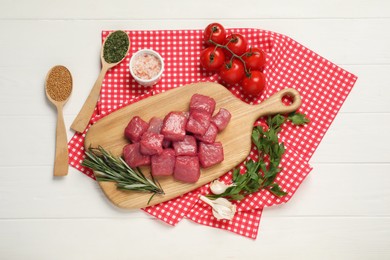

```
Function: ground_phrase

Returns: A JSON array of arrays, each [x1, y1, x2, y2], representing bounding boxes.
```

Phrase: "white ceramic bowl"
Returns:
[[129, 49, 164, 87]]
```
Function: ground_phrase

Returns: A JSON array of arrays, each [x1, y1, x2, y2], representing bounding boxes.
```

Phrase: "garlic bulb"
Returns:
[[199, 195, 236, 221], [210, 180, 235, 195]]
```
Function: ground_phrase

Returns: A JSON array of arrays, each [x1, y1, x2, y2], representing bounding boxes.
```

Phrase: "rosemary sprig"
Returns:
[[208, 112, 310, 201], [82, 146, 164, 203]]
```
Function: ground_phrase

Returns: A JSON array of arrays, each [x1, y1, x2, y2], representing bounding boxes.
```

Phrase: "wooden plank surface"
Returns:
[[0, 218, 389, 260], [0, 0, 389, 259], [0, 0, 388, 19], [1, 164, 389, 219]]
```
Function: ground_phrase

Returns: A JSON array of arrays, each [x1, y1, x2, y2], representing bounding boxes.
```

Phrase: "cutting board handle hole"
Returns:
[[282, 94, 294, 106]]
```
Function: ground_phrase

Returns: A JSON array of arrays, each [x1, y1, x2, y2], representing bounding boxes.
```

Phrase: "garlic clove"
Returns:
[[210, 180, 236, 195], [199, 195, 236, 221]]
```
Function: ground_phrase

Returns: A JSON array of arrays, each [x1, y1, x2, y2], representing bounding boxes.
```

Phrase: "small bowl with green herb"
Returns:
[[129, 49, 164, 87]]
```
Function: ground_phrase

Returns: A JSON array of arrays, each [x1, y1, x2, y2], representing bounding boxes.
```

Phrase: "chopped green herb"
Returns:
[[103, 30, 129, 63]]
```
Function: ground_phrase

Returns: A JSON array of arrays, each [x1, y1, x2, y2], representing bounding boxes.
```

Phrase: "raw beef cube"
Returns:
[[189, 94, 216, 115], [123, 143, 150, 168], [161, 112, 188, 141], [211, 108, 231, 132], [173, 135, 197, 156], [174, 156, 200, 183], [185, 111, 211, 135], [147, 117, 163, 134], [162, 139, 172, 148], [198, 142, 224, 168], [151, 149, 175, 176], [183, 111, 190, 118], [124, 116, 149, 143], [140, 132, 164, 155], [195, 123, 218, 144]]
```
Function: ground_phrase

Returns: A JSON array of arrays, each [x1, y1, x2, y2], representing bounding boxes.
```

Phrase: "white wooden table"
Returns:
[[1, 1, 389, 259]]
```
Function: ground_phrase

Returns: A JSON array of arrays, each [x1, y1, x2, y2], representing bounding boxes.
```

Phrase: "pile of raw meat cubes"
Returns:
[[123, 93, 231, 183]]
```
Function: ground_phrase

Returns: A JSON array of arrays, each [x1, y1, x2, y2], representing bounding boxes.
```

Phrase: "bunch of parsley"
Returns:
[[209, 112, 309, 201]]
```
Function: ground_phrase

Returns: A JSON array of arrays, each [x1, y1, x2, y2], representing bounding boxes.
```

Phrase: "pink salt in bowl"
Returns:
[[129, 49, 164, 87]]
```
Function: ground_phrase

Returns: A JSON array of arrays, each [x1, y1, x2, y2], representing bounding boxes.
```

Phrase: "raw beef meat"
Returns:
[[161, 112, 188, 141], [147, 117, 163, 134], [211, 108, 231, 132], [189, 94, 216, 115], [151, 149, 175, 176], [122, 94, 230, 181], [139, 132, 164, 155], [123, 143, 150, 168], [198, 142, 224, 168], [173, 135, 197, 156], [185, 111, 211, 135], [162, 139, 172, 148], [195, 123, 218, 144], [174, 156, 200, 183], [124, 116, 149, 143]]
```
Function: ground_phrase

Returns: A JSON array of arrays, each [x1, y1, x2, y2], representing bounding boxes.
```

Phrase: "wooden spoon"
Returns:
[[84, 82, 302, 208], [71, 30, 130, 133], [45, 65, 73, 177]]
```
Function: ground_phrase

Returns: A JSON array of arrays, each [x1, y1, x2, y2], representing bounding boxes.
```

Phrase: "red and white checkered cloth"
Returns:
[[68, 28, 357, 239]]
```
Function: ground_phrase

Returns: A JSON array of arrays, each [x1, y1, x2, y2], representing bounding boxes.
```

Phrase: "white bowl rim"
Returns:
[[129, 49, 164, 84]]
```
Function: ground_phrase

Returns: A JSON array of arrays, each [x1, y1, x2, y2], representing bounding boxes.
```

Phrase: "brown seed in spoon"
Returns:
[[46, 66, 72, 102], [45, 65, 72, 177]]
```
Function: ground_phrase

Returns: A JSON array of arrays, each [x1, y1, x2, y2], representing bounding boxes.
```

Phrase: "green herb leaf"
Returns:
[[268, 114, 286, 132], [288, 112, 310, 125], [268, 183, 288, 197]]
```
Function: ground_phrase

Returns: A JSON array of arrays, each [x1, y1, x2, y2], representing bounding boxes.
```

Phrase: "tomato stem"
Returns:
[[208, 36, 250, 76]]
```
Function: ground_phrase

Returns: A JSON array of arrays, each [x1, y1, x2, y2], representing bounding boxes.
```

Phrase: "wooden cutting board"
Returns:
[[84, 82, 301, 209]]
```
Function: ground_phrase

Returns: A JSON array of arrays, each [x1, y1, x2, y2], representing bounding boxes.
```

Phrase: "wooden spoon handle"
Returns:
[[71, 65, 109, 133], [54, 106, 69, 176], [253, 88, 302, 118]]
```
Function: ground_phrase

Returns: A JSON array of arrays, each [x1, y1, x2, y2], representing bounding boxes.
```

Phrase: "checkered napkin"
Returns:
[[68, 28, 357, 239]]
